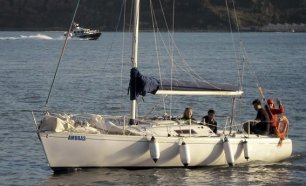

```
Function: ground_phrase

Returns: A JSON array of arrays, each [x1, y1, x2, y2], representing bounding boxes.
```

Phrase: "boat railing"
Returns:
[[32, 111, 257, 137], [218, 116, 254, 136]]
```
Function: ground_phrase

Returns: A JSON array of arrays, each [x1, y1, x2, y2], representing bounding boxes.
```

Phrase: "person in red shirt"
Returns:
[[265, 98, 285, 134]]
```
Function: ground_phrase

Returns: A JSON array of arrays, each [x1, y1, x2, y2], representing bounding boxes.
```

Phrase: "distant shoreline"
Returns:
[[0, 29, 305, 33], [1, 23, 305, 32]]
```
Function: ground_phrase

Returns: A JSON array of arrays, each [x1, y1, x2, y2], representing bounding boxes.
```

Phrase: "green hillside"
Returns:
[[1, 0, 306, 31]]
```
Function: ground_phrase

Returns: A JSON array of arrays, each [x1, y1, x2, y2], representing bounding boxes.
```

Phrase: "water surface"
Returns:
[[0, 31, 305, 185]]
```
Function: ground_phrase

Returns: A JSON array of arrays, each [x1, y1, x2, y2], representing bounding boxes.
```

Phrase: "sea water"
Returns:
[[0, 31, 306, 185]]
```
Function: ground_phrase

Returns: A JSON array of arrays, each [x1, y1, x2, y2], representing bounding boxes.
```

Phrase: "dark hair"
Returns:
[[208, 109, 215, 114], [252, 99, 261, 105]]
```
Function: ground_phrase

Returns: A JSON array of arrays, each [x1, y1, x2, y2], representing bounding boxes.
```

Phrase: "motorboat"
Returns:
[[64, 22, 101, 40]]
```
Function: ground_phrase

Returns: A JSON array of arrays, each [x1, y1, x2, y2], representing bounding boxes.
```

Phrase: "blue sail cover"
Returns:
[[159, 79, 240, 92], [129, 68, 160, 100], [129, 68, 242, 100]]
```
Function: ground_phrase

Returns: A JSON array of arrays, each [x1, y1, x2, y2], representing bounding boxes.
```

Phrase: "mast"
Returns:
[[130, 0, 140, 125]]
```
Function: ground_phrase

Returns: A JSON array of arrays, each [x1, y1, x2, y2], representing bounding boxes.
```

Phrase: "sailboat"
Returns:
[[32, 0, 292, 171]]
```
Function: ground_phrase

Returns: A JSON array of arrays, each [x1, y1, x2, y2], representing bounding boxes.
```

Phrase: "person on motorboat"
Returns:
[[201, 109, 217, 133]]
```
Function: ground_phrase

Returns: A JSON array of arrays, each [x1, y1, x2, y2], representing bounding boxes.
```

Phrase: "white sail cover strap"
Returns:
[[155, 90, 243, 96]]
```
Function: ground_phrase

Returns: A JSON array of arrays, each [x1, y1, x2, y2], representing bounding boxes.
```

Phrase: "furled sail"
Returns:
[[129, 68, 243, 100], [157, 79, 243, 96]]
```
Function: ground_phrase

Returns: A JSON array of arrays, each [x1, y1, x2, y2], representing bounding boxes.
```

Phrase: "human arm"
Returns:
[[277, 99, 285, 113], [271, 99, 285, 114]]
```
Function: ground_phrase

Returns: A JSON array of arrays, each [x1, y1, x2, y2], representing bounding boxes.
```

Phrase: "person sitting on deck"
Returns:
[[201, 109, 218, 133], [243, 99, 270, 135], [181, 107, 196, 121]]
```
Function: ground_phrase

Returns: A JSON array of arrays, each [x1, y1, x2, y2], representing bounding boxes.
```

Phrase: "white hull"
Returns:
[[39, 132, 292, 169]]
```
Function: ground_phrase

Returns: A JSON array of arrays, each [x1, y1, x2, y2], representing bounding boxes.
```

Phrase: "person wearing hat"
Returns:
[[201, 109, 218, 133], [265, 98, 285, 134], [244, 99, 270, 135]]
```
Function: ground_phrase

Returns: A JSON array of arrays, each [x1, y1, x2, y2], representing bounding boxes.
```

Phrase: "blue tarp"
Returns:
[[129, 68, 160, 100]]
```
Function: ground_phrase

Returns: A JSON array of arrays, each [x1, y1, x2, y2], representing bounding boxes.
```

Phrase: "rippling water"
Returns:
[[0, 31, 306, 185]]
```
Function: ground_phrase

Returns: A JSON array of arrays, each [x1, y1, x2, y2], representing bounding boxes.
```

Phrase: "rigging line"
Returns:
[[227, 0, 248, 121], [155, 28, 219, 89], [156, 0, 177, 116], [239, 41, 246, 90], [129, 0, 134, 32], [102, 0, 126, 71], [95, 0, 125, 111], [152, 26, 200, 81], [225, 0, 240, 88], [45, 0, 80, 107], [240, 42, 264, 98], [156, 0, 195, 79], [230, 0, 244, 90], [228, 0, 263, 98], [120, 0, 127, 113], [161, 30, 210, 84], [152, 1, 208, 86], [149, 1, 162, 85], [170, 0, 175, 117], [158, 0, 173, 42], [155, 0, 204, 84], [143, 96, 166, 119], [230, 0, 241, 37], [150, 0, 166, 113], [171, 44, 203, 80], [151, 2, 220, 89]]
